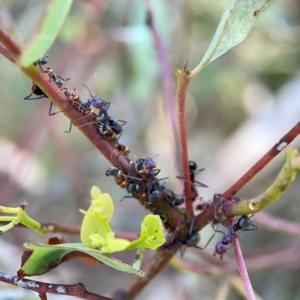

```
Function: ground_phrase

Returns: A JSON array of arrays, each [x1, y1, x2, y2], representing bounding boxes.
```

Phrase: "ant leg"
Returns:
[[24, 94, 45, 100], [77, 121, 97, 128], [48, 101, 62, 116], [242, 224, 260, 232], [210, 223, 226, 237], [57, 75, 71, 82], [120, 195, 135, 202], [180, 246, 186, 257], [64, 122, 73, 133], [117, 119, 127, 126], [194, 180, 209, 188]]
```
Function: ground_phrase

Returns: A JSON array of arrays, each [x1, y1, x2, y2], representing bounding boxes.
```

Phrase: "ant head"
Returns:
[[189, 161, 197, 171], [145, 158, 156, 169], [90, 97, 105, 108]]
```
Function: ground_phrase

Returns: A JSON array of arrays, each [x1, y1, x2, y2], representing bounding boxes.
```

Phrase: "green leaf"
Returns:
[[125, 215, 166, 251], [20, 243, 146, 277], [196, 0, 274, 72], [20, 0, 73, 66]]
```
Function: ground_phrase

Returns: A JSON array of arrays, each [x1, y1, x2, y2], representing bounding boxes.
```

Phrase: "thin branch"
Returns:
[[254, 211, 300, 238], [0, 272, 113, 300], [170, 256, 227, 276], [231, 235, 255, 300], [222, 121, 300, 199], [222, 147, 300, 217], [0, 42, 16, 63], [0, 27, 22, 59], [175, 63, 194, 218], [113, 248, 178, 299], [145, 1, 181, 167]]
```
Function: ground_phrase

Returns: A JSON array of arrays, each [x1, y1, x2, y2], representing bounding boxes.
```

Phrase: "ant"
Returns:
[[24, 65, 70, 116], [213, 214, 259, 259], [166, 218, 215, 256], [134, 157, 171, 203], [177, 161, 208, 201]]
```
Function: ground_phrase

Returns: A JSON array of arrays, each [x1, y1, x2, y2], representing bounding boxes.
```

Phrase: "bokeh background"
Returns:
[[0, 0, 300, 299]]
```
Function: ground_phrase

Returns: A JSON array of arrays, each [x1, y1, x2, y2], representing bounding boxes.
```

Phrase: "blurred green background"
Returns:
[[0, 0, 300, 299]]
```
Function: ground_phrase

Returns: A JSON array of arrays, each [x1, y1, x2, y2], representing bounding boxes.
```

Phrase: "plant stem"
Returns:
[[145, 1, 181, 168], [0, 27, 22, 59], [231, 235, 255, 300], [175, 63, 194, 218], [222, 121, 300, 199]]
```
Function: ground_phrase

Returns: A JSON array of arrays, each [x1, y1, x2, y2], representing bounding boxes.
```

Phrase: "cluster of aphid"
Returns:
[[24, 56, 259, 259]]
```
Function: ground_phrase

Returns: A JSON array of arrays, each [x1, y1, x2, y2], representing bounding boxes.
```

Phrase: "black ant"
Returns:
[[166, 218, 215, 256], [134, 157, 171, 203], [177, 161, 208, 201], [213, 214, 259, 259]]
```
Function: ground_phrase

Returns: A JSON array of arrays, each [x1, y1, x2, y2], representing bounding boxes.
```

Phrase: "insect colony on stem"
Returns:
[[24, 56, 259, 259]]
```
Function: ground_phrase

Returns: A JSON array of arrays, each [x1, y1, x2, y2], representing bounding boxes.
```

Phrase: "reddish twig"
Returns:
[[222, 121, 300, 199], [0, 42, 16, 63], [0, 27, 21, 59], [145, 1, 181, 167], [0, 272, 113, 300], [254, 211, 300, 237], [231, 235, 255, 300], [113, 247, 178, 299], [175, 62, 194, 218]]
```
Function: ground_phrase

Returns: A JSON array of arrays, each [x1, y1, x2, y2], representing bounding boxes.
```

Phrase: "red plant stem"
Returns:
[[145, 1, 181, 166], [231, 235, 255, 300], [0, 272, 113, 300], [115, 247, 178, 299], [254, 211, 300, 237], [222, 121, 300, 199], [0, 42, 16, 63], [39, 293, 47, 300], [0, 27, 21, 59], [175, 63, 194, 218]]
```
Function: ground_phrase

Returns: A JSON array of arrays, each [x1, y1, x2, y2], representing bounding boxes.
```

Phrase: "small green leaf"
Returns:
[[126, 215, 166, 251], [195, 0, 274, 72], [20, 0, 73, 66], [21, 243, 146, 277]]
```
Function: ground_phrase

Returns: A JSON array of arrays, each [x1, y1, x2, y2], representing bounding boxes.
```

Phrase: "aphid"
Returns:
[[33, 55, 49, 70], [177, 161, 208, 201], [213, 215, 259, 259]]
